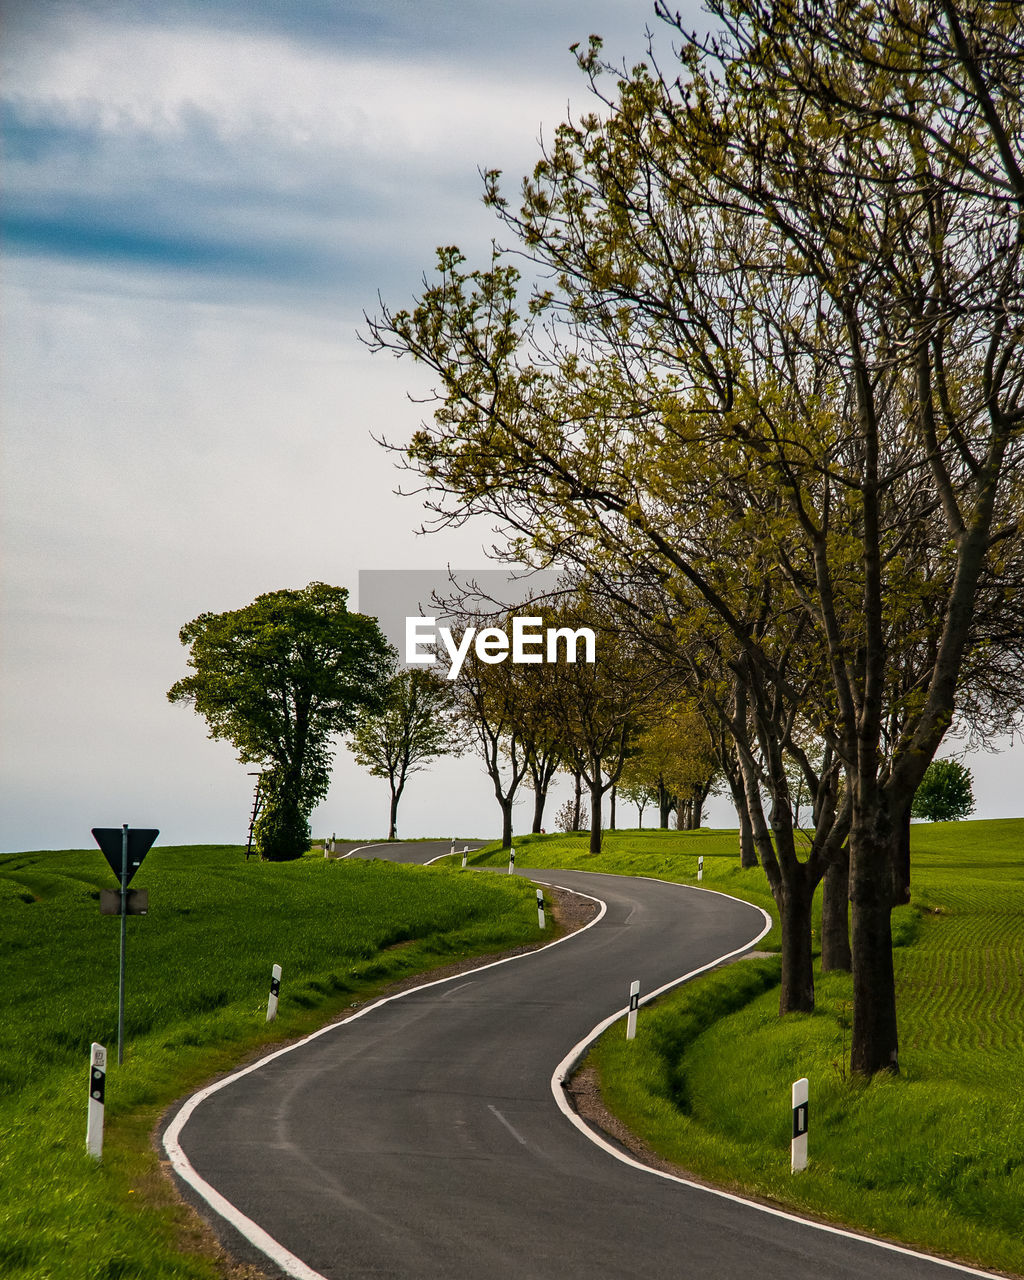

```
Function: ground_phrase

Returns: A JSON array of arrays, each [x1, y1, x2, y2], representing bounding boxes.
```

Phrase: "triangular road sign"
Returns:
[[91, 827, 159, 885]]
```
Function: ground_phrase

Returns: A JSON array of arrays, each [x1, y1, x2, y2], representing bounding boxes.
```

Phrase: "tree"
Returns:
[[348, 666, 462, 840], [912, 760, 976, 822], [368, 3, 1024, 1071], [168, 583, 392, 860]]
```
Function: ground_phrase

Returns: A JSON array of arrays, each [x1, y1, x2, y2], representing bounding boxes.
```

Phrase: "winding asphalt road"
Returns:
[[164, 843, 1001, 1280]]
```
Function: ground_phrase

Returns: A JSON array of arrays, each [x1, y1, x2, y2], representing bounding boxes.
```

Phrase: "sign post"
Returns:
[[92, 825, 158, 1065], [508, 846, 515, 875], [626, 979, 640, 1040], [536, 888, 546, 929], [86, 1042, 106, 1159], [791, 1077, 809, 1172], [267, 963, 282, 1022], [698, 855, 704, 882]]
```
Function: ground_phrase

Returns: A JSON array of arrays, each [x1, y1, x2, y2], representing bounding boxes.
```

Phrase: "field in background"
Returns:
[[0, 844, 542, 1280], [466, 820, 1024, 1275]]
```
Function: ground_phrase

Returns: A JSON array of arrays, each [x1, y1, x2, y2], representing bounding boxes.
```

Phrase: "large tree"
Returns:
[[348, 666, 462, 840], [369, 4, 1024, 1071], [168, 583, 392, 860]]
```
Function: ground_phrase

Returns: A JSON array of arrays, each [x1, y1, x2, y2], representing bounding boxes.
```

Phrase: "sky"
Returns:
[[3, 0, 1022, 853]]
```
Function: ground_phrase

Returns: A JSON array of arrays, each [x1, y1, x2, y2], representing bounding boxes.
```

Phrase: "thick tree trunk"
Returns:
[[820, 846, 851, 971], [778, 875, 816, 1014], [500, 799, 514, 851], [388, 788, 399, 841], [849, 822, 900, 1074], [572, 771, 582, 831], [589, 779, 603, 854]]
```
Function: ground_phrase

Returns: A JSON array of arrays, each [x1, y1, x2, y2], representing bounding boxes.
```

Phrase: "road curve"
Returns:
[[163, 858, 1001, 1280]]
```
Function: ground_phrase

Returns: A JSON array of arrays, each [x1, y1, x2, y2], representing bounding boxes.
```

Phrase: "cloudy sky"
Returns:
[[3, 0, 1021, 853]]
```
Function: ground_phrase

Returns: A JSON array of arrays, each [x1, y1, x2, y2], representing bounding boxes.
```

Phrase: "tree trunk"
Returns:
[[739, 814, 757, 868], [849, 822, 900, 1074], [572, 771, 582, 831], [895, 801, 911, 905], [820, 846, 851, 971], [500, 799, 514, 852], [658, 781, 673, 829], [388, 788, 399, 841], [589, 779, 603, 854], [779, 875, 816, 1014], [609, 785, 616, 831], [728, 772, 758, 867], [531, 787, 545, 834]]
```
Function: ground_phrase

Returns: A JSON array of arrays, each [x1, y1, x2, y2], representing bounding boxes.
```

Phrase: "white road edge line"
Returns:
[[549, 874, 1005, 1280], [162, 879, 608, 1280], [338, 843, 479, 865]]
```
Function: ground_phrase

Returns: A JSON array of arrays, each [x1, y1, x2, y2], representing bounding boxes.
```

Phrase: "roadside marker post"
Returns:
[[86, 1043, 106, 1159], [626, 979, 640, 1040], [698, 855, 704, 882], [537, 888, 546, 929], [267, 964, 282, 1022], [461, 846, 469, 869], [791, 1077, 809, 1172], [508, 846, 515, 875]]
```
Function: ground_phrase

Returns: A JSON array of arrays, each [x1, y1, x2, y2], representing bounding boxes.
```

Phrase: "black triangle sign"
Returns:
[[91, 827, 159, 885]]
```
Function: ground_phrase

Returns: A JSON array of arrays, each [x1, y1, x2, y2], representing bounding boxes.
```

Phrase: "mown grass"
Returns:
[[469, 820, 1024, 1275], [0, 844, 543, 1280]]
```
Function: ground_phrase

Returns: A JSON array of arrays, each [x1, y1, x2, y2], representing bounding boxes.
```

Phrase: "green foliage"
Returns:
[[0, 844, 541, 1278], [911, 759, 976, 822], [168, 583, 393, 860]]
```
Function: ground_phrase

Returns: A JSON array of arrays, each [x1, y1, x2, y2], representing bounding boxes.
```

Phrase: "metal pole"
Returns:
[[118, 823, 128, 1065]]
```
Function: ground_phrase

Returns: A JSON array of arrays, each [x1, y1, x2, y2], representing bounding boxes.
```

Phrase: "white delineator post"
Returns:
[[626, 979, 640, 1040], [267, 963, 282, 1022], [87, 1042, 106, 1159], [791, 1076, 809, 1172], [698, 855, 704, 881], [461, 846, 469, 869], [508, 846, 515, 875], [536, 888, 546, 929]]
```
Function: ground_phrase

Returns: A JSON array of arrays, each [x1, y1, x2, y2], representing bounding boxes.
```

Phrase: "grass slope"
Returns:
[[0, 844, 542, 1280], [467, 821, 1024, 1276]]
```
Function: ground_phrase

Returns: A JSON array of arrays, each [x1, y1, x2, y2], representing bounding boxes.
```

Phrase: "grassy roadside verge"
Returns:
[[0, 844, 547, 1280], [468, 822, 1024, 1276]]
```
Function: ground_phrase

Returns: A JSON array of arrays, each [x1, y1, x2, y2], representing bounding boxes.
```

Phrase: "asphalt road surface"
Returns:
[[164, 847, 1000, 1280]]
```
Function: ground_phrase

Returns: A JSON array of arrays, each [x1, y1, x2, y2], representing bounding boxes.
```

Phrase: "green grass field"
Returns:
[[0, 844, 543, 1280], [465, 820, 1024, 1275]]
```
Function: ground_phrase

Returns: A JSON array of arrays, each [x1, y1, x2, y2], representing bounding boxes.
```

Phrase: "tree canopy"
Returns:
[[168, 582, 392, 860], [369, 3, 1024, 1073], [912, 759, 976, 822]]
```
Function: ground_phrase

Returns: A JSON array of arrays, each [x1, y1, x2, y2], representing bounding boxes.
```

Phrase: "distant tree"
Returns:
[[911, 761, 976, 823], [348, 667, 462, 840], [618, 778, 657, 828], [168, 583, 392, 860]]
